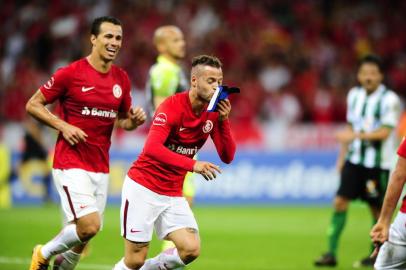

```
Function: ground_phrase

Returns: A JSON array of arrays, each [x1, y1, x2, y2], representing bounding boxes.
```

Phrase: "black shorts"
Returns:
[[337, 161, 390, 206]]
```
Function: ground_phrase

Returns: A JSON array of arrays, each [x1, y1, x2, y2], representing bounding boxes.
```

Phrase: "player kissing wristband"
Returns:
[[207, 85, 240, 112]]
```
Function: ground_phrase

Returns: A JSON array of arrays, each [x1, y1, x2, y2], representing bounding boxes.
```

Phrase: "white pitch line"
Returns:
[[0, 256, 112, 270]]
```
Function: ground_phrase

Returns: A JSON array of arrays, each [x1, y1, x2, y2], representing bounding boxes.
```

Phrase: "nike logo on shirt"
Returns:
[[82, 86, 95, 92], [179, 127, 186, 132]]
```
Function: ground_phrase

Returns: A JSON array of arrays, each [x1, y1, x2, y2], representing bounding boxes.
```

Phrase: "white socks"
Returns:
[[41, 224, 82, 259], [53, 250, 81, 270], [140, 248, 185, 270], [113, 258, 134, 270]]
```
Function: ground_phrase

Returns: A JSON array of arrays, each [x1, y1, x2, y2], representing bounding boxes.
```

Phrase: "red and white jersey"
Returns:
[[128, 91, 236, 196], [398, 138, 406, 213], [40, 58, 132, 173]]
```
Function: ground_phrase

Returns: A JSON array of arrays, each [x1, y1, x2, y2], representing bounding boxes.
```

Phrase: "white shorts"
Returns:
[[53, 169, 109, 224], [375, 212, 406, 269], [120, 176, 198, 242]]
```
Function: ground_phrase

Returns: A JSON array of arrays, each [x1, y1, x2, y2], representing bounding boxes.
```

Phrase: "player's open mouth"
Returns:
[[106, 47, 117, 56]]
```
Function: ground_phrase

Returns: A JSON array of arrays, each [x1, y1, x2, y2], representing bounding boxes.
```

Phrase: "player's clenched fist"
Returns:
[[129, 106, 147, 127], [193, 161, 222, 181], [60, 122, 88, 145], [217, 99, 231, 121]]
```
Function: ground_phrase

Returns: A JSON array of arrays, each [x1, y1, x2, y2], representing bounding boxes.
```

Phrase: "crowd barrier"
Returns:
[[10, 149, 339, 205]]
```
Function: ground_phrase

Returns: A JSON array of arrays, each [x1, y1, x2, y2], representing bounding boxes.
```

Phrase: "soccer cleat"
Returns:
[[352, 256, 375, 268], [30, 245, 49, 270], [314, 252, 337, 267]]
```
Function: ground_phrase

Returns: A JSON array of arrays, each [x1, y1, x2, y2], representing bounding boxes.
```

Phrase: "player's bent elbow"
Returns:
[[221, 154, 235, 164], [25, 99, 35, 114]]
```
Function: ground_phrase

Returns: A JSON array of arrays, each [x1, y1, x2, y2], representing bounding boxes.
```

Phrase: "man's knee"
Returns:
[[123, 240, 149, 269], [77, 223, 100, 241], [124, 257, 145, 270], [178, 242, 200, 264], [76, 215, 101, 241], [334, 196, 349, 211]]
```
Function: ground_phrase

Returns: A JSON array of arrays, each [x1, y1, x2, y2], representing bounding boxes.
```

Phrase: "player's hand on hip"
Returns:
[[217, 99, 231, 122], [129, 106, 146, 126], [193, 161, 222, 181], [60, 123, 88, 146]]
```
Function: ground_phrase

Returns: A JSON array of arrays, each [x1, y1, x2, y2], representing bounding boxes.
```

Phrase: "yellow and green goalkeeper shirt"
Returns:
[[146, 55, 189, 116]]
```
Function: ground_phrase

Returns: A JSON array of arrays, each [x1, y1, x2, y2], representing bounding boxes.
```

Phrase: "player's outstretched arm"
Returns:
[[117, 106, 146, 130], [193, 161, 221, 181], [370, 155, 406, 254], [26, 90, 88, 145]]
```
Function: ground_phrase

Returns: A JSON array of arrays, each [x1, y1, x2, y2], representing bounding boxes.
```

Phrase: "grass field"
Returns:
[[0, 204, 375, 270]]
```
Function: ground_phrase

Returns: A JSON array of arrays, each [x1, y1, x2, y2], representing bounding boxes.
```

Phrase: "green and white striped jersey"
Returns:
[[346, 84, 401, 169]]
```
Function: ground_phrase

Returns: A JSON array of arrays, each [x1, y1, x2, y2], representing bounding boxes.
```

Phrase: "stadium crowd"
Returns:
[[1, 0, 405, 145]]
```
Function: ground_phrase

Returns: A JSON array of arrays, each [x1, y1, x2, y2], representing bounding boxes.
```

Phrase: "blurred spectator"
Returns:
[[18, 117, 52, 202], [1, 0, 406, 144], [0, 123, 11, 208]]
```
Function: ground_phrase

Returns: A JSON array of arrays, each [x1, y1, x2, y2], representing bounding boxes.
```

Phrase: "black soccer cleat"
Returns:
[[314, 252, 337, 267], [353, 256, 375, 268]]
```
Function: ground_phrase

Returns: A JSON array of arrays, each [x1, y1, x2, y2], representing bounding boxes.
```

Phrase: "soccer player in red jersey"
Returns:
[[113, 55, 236, 270], [26, 16, 146, 270], [371, 137, 406, 269]]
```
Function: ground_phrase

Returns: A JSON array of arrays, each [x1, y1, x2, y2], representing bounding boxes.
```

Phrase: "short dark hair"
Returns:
[[358, 54, 384, 73], [192, 55, 222, 68], [91, 16, 122, 37]]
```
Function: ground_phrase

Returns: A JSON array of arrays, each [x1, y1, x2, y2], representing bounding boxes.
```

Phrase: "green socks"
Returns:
[[327, 211, 347, 256]]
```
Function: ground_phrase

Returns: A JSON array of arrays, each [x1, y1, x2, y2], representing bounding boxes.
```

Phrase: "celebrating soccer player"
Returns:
[[146, 25, 197, 251], [27, 16, 146, 270], [113, 55, 236, 270]]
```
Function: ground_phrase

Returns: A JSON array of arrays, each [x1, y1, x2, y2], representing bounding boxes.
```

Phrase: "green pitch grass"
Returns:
[[0, 204, 375, 270]]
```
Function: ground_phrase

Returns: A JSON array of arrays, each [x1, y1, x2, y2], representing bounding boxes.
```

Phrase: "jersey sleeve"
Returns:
[[210, 118, 236, 164], [346, 87, 357, 124], [150, 64, 179, 97], [39, 66, 71, 104], [143, 98, 196, 171], [380, 92, 401, 128], [119, 71, 132, 113], [398, 137, 406, 158]]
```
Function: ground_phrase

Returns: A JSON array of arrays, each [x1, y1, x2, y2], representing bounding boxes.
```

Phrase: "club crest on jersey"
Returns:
[[203, 120, 213, 133], [112, 84, 122, 98], [43, 77, 55, 89], [153, 113, 167, 126]]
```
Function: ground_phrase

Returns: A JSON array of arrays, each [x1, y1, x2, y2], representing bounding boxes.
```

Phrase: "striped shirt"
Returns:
[[346, 84, 401, 169]]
